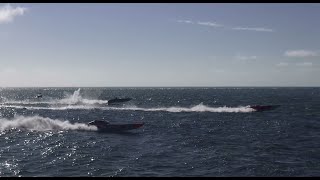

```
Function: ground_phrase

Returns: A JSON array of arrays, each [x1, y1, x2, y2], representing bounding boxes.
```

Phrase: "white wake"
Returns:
[[0, 115, 97, 132], [1, 103, 255, 113]]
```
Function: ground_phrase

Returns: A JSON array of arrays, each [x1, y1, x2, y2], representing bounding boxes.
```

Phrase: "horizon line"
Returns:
[[1, 86, 319, 88]]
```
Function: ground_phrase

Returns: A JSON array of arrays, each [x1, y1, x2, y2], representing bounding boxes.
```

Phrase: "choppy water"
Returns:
[[0, 87, 319, 176]]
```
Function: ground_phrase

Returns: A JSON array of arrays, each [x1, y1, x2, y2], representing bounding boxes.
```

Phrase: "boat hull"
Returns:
[[249, 105, 280, 112], [87, 120, 143, 132], [98, 124, 143, 132], [95, 123, 144, 132], [108, 98, 132, 105]]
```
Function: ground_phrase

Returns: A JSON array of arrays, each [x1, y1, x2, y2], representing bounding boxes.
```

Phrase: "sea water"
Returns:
[[0, 87, 319, 176]]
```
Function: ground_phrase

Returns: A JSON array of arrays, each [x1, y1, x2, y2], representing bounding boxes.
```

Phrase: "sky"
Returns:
[[0, 3, 320, 87]]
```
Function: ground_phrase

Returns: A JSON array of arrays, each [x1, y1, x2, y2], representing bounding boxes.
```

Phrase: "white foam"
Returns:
[[0, 115, 97, 132], [0, 105, 97, 111], [111, 103, 255, 113], [1, 103, 255, 113], [57, 88, 108, 105], [1, 88, 108, 106]]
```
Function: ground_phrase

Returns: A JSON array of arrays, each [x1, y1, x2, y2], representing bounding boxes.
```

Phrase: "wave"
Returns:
[[0, 88, 109, 106], [0, 89, 255, 113], [0, 115, 97, 132], [57, 88, 109, 105], [1, 103, 255, 113], [2, 105, 97, 110], [111, 103, 255, 113]]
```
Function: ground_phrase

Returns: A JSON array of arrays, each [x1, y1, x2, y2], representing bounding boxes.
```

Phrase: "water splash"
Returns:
[[0, 115, 97, 132], [0, 88, 108, 106], [113, 103, 255, 113], [58, 88, 108, 105], [58, 88, 82, 104], [2, 103, 255, 113]]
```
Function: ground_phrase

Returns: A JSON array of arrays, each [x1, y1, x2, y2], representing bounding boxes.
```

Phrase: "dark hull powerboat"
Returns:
[[108, 98, 132, 105], [88, 120, 144, 132], [249, 105, 280, 112]]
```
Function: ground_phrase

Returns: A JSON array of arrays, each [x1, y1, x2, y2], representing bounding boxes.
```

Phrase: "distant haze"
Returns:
[[1, 3, 320, 87]]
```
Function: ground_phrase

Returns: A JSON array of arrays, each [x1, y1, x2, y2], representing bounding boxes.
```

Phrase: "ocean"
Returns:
[[0, 87, 319, 176]]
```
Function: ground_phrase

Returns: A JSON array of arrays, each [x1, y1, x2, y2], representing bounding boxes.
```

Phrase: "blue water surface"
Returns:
[[0, 87, 319, 176]]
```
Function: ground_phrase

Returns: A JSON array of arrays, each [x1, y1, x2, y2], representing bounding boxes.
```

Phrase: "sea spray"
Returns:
[[1, 103, 255, 113], [0, 115, 98, 132], [1, 88, 109, 105], [121, 103, 255, 113], [59, 88, 82, 104], [58, 88, 108, 105]]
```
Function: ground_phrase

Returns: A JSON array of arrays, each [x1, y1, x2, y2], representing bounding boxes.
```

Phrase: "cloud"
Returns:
[[232, 27, 274, 32], [276, 62, 289, 67], [176, 19, 274, 33], [284, 50, 318, 58], [177, 19, 223, 28], [197, 21, 223, 27], [296, 62, 313, 67], [275, 62, 313, 67], [234, 55, 257, 61], [1, 67, 17, 73], [177, 19, 193, 24], [0, 4, 27, 24], [213, 69, 225, 73]]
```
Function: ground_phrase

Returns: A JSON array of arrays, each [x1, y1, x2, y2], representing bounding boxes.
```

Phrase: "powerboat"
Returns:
[[87, 120, 144, 132], [108, 97, 132, 105], [249, 105, 280, 112]]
